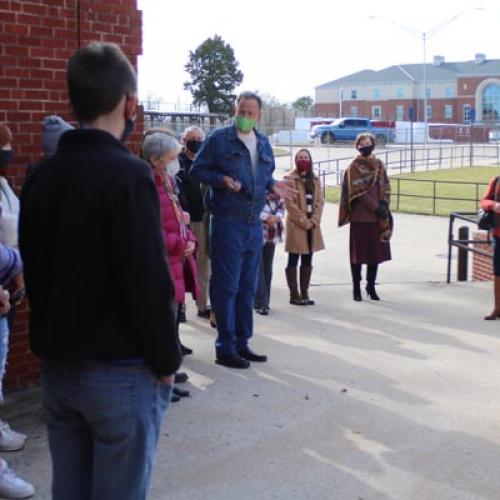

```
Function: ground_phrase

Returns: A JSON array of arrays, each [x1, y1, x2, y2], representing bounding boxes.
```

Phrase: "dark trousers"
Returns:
[[210, 216, 262, 355], [255, 242, 276, 308]]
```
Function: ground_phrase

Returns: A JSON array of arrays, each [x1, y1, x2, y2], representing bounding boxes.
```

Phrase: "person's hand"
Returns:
[[183, 211, 191, 225], [266, 214, 279, 225], [272, 180, 298, 201], [184, 241, 195, 256], [0, 287, 10, 316], [222, 176, 242, 192], [494, 203, 500, 214], [158, 374, 174, 386], [10, 272, 25, 305], [374, 200, 389, 220]]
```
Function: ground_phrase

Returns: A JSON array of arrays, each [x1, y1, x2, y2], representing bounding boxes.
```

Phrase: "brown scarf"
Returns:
[[338, 155, 393, 242]]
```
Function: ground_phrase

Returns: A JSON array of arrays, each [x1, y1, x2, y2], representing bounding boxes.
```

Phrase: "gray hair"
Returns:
[[182, 125, 205, 140], [142, 133, 180, 162]]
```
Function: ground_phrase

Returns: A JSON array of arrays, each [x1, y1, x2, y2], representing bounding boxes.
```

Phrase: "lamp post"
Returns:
[[368, 8, 482, 141]]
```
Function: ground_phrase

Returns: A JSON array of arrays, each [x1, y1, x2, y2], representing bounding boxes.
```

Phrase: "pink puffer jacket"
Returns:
[[155, 173, 199, 304]]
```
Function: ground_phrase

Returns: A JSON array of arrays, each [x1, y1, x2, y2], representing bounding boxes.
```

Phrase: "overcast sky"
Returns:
[[137, 0, 500, 107]]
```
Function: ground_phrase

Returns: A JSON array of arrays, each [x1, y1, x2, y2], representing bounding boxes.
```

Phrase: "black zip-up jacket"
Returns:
[[176, 150, 206, 222], [19, 129, 181, 377]]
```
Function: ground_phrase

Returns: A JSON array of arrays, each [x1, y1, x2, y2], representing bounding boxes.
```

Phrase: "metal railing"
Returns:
[[447, 212, 492, 283]]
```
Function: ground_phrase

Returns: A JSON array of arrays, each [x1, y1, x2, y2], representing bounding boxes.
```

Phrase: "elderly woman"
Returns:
[[142, 133, 200, 397], [338, 132, 392, 301]]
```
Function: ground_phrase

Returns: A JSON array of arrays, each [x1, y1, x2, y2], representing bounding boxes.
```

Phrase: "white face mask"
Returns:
[[166, 158, 180, 177]]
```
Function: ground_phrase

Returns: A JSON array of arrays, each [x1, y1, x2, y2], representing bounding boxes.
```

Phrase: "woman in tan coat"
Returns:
[[284, 149, 325, 305]]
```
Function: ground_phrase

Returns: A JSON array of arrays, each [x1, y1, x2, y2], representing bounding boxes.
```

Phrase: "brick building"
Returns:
[[315, 54, 500, 125], [0, 0, 144, 389]]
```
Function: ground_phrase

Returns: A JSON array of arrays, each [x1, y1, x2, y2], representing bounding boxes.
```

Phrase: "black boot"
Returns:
[[299, 266, 315, 305], [350, 263, 362, 301], [285, 267, 306, 305], [366, 264, 380, 300]]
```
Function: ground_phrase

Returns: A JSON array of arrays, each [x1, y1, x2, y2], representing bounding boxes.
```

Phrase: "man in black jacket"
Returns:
[[19, 42, 181, 500], [176, 126, 211, 319]]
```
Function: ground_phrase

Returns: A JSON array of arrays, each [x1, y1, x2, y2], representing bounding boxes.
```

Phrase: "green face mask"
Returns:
[[235, 115, 256, 133]]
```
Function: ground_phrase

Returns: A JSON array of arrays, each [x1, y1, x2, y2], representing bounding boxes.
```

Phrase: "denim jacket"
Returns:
[[190, 125, 276, 224]]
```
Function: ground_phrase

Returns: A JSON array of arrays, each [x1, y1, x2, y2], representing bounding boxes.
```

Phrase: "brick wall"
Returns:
[[472, 231, 494, 281], [0, 0, 144, 389]]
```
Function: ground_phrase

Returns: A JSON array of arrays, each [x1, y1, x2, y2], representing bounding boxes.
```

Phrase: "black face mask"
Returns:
[[0, 150, 13, 168], [358, 145, 374, 157], [121, 117, 135, 143], [186, 140, 202, 154]]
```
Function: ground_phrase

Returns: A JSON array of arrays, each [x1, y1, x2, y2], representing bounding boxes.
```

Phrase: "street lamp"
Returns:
[[368, 8, 482, 141]]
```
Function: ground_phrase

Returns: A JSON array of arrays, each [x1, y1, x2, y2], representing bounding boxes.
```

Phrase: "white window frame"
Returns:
[[396, 88, 404, 98], [371, 106, 381, 120], [350, 106, 358, 117], [463, 104, 471, 125], [426, 105, 432, 119], [351, 89, 357, 100], [444, 105, 453, 119], [396, 105, 404, 121]]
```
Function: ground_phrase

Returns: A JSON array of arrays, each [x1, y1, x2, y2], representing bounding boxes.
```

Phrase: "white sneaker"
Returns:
[[0, 421, 27, 451], [0, 460, 34, 498]]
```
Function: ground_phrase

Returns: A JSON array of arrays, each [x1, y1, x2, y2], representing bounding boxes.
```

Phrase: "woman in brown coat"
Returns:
[[284, 149, 325, 305], [338, 133, 392, 301]]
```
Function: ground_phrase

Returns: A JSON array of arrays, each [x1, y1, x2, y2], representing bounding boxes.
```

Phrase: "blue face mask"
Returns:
[[0, 150, 13, 167]]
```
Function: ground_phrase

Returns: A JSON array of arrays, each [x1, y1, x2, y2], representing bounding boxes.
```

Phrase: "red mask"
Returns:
[[296, 159, 310, 172]]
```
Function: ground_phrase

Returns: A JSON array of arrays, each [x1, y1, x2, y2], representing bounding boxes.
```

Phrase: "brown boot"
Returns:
[[485, 276, 500, 320], [285, 267, 305, 305], [299, 266, 315, 305]]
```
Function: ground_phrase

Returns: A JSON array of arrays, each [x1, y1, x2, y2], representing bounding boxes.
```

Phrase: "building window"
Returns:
[[463, 104, 471, 125], [396, 88, 404, 99], [350, 106, 358, 117], [426, 105, 432, 119], [425, 87, 431, 98], [396, 105, 404, 121], [445, 105, 453, 119], [445, 87, 453, 98], [373, 88, 380, 100], [483, 84, 500, 121], [350, 89, 357, 100], [371, 106, 381, 120]]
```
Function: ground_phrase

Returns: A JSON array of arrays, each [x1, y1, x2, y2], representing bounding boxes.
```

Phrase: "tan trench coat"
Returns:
[[284, 169, 325, 254]]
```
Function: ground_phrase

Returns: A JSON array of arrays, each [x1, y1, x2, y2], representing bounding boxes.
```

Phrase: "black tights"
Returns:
[[288, 253, 313, 268], [350, 263, 378, 284], [288, 229, 313, 268]]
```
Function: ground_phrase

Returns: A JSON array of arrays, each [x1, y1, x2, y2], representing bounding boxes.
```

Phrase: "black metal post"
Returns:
[[457, 226, 469, 281]]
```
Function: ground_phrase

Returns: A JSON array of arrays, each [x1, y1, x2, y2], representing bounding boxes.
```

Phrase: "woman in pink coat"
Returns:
[[142, 133, 200, 358]]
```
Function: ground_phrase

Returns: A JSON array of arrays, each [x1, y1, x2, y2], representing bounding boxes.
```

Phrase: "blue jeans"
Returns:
[[42, 360, 172, 500], [0, 317, 9, 402], [210, 217, 263, 355]]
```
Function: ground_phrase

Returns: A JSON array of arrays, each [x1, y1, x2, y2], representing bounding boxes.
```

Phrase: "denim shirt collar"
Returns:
[[227, 125, 267, 153]]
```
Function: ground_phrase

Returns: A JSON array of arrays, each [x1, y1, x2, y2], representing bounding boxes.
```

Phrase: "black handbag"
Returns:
[[478, 176, 500, 230], [478, 209, 496, 230]]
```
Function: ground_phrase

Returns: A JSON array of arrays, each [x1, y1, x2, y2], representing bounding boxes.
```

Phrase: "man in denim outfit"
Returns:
[[191, 91, 294, 368], [19, 43, 181, 500]]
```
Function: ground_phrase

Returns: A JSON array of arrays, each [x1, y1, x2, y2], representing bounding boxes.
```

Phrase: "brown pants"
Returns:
[[191, 219, 211, 312]]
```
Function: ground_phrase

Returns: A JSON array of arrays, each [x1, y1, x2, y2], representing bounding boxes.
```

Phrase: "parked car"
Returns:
[[310, 117, 395, 146]]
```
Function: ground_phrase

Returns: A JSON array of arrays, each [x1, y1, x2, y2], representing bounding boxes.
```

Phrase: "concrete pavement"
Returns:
[[2, 204, 498, 500]]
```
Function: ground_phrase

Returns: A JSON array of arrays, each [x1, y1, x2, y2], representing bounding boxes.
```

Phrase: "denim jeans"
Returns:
[[42, 360, 172, 500], [210, 216, 263, 355], [0, 317, 9, 402], [255, 242, 276, 308]]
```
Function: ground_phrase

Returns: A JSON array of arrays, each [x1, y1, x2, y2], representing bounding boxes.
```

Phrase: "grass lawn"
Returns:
[[324, 166, 499, 216], [272, 147, 290, 157]]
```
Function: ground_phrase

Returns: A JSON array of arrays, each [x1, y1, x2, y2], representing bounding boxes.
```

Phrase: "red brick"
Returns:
[[30, 47, 55, 58], [21, 3, 48, 15], [4, 23, 29, 35]]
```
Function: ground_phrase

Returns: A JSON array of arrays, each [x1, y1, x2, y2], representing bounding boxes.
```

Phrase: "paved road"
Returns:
[[3, 205, 496, 500]]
